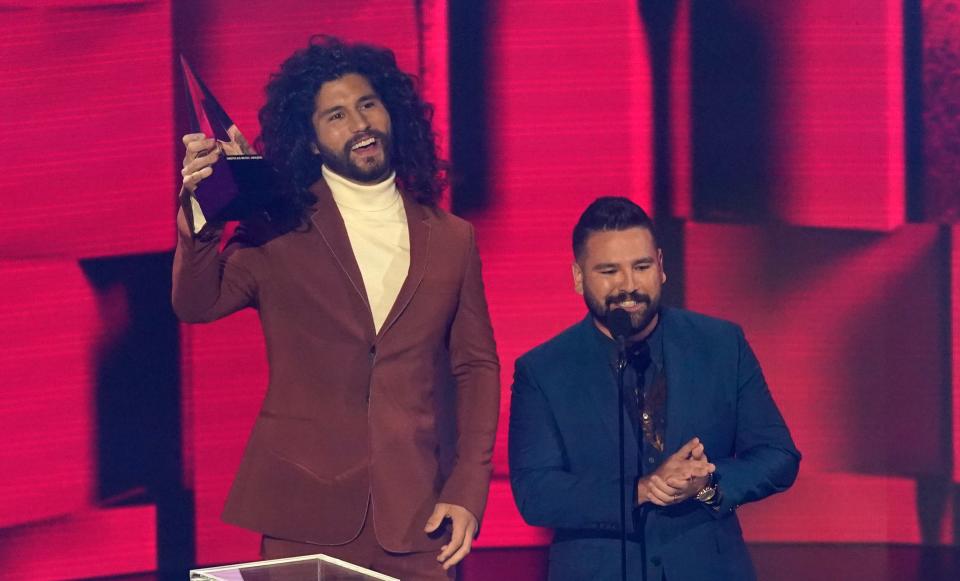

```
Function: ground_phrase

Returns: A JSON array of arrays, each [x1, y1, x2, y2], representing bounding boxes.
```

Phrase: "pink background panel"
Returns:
[[0, 506, 156, 581], [0, 1, 175, 259], [684, 223, 947, 478], [183, 311, 268, 565], [477, 0, 655, 476], [953, 225, 959, 483], [739, 0, 905, 230], [0, 261, 98, 527]]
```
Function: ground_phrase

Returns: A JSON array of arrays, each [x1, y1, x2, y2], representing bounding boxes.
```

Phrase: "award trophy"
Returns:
[[180, 55, 275, 222]]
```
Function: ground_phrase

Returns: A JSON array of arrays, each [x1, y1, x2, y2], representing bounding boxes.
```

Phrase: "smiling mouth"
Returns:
[[351, 136, 377, 152]]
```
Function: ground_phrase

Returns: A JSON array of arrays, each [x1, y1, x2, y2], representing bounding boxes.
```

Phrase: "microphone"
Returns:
[[608, 308, 633, 347], [607, 307, 632, 581]]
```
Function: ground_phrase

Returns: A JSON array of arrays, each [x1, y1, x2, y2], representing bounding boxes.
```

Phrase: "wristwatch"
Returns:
[[695, 474, 721, 508]]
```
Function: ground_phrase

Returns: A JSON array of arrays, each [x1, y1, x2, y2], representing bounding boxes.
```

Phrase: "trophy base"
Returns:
[[195, 155, 276, 222]]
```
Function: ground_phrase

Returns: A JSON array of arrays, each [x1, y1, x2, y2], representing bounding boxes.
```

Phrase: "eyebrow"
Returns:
[[591, 257, 655, 270], [316, 94, 380, 118]]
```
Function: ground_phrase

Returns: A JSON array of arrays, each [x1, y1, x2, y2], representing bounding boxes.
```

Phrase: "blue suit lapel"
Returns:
[[662, 308, 695, 454], [574, 317, 640, 471]]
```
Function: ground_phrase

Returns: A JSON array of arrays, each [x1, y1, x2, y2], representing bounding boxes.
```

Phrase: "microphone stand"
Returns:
[[615, 335, 628, 581]]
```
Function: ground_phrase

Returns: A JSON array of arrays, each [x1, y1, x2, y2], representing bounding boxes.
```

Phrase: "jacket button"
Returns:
[[651, 556, 661, 566]]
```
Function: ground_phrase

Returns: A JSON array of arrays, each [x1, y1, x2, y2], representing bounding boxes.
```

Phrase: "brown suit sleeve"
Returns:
[[439, 224, 501, 526], [171, 193, 258, 323]]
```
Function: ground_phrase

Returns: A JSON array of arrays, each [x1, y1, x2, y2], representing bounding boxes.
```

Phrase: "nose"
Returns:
[[346, 108, 371, 133], [618, 270, 639, 294]]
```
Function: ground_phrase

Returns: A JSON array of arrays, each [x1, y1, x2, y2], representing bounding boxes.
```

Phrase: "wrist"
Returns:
[[695, 474, 721, 508], [635, 476, 650, 506]]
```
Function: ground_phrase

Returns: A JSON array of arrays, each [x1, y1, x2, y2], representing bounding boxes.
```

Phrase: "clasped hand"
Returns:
[[637, 437, 715, 506]]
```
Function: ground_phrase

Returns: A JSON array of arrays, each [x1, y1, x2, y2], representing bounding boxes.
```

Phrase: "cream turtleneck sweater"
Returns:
[[188, 165, 410, 332], [322, 165, 410, 333]]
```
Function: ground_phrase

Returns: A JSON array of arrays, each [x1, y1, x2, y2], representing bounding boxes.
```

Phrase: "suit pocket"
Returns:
[[715, 514, 746, 553], [251, 414, 366, 482], [662, 520, 753, 581]]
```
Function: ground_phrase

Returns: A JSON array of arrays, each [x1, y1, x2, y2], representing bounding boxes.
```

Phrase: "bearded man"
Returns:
[[174, 37, 499, 579], [508, 196, 799, 581]]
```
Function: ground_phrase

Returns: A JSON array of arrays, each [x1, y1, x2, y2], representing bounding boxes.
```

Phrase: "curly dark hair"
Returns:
[[258, 36, 445, 223]]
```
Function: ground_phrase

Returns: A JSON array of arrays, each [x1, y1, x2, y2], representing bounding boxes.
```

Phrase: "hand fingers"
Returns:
[[183, 141, 220, 171], [182, 132, 208, 146], [673, 437, 700, 459], [424, 505, 448, 533], [182, 151, 217, 174], [182, 148, 220, 174], [226, 125, 255, 155], [640, 477, 674, 506], [683, 462, 715, 479], [650, 474, 683, 493], [659, 458, 715, 482], [647, 475, 680, 504], [652, 475, 695, 505], [181, 148, 220, 194], [689, 442, 706, 460], [182, 166, 213, 194], [439, 520, 475, 570], [647, 484, 676, 505], [665, 475, 691, 489], [442, 531, 474, 570], [436, 515, 468, 563], [183, 136, 217, 164], [183, 135, 215, 155]]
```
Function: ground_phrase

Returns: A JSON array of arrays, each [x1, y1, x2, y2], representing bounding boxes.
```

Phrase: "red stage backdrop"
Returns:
[[0, 0, 957, 579]]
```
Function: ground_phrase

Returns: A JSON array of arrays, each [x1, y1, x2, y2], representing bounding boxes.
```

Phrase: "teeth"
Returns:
[[620, 300, 636, 307], [352, 137, 375, 150]]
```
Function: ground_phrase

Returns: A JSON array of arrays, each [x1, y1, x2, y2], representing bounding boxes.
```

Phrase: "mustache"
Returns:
[[606, 291, 651, 307]]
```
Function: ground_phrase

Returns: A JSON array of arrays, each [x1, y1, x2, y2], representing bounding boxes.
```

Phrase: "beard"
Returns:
[[318, 129, 393, 184], [584, 289, 660, 338]]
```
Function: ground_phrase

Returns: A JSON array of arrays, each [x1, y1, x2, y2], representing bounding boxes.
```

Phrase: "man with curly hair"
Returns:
[[174, 37, 499, 579]]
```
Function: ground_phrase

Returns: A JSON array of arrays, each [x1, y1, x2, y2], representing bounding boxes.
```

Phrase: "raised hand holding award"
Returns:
[[180, 56, 275, 222]]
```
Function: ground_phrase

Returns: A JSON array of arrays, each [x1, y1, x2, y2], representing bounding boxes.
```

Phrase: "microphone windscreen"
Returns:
[[608, 308, 633, 340]]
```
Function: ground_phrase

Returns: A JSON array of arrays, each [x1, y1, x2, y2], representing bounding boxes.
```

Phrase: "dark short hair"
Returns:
[[572, 196, 658, 260]]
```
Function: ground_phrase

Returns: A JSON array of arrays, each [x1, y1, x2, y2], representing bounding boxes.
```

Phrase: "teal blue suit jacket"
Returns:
[[509, 308, 800, 581]]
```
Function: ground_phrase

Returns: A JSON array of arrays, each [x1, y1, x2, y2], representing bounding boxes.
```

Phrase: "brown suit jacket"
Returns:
[[172, 179, 500, 552]]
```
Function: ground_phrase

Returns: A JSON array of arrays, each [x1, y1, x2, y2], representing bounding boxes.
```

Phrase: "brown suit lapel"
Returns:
[[376, 195, 431, 342], [308, 180, 374, 335], [308, 180, 432, 343]]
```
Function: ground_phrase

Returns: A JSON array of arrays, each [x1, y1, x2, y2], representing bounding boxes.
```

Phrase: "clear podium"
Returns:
[[189, 554, 400, 581]]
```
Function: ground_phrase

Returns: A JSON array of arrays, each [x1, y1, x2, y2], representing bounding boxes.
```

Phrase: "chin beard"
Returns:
[[319, 131, 393, 183], [585, 290, 659, 336], [342, 158, 390, 183]]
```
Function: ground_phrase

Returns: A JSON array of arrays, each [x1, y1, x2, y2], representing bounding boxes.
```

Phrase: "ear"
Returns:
[[311, 141, 320, 154], [658, 248, 667, 284], [572, 262, 584, 295]]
